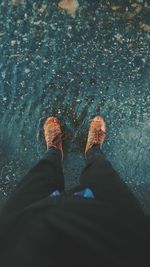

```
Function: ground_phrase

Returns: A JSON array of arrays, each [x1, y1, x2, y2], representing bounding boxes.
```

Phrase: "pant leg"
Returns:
[[2, 147, 64, 215], [79, 145, 142, 210]]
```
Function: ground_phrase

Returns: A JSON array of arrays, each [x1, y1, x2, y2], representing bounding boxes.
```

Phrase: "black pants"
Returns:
[[2, 145, 141, 216]]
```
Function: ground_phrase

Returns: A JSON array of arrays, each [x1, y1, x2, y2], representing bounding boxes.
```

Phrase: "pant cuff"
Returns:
[[43, 147, 62, 161], [85, 145, 105, 164]]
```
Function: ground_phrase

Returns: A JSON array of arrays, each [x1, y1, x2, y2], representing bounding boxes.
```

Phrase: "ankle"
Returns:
[[85, 144, 103, 159]]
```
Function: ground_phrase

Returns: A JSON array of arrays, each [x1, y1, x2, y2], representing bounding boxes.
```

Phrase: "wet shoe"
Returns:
[[85, 116, 106, 157], [44, 117, 64, 160]]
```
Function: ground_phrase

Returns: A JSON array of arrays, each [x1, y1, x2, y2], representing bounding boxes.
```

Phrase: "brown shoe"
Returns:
[[85, 116, 106, 157], [44, 117, 63, 160]]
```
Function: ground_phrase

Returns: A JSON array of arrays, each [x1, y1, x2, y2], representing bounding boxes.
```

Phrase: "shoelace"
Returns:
[[46, 127, 62, 146], [89, 128, 105, 141], [88, 128, 106, 150]]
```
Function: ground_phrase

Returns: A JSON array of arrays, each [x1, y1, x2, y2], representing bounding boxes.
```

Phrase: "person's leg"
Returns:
[[2, 147, 64, 215], [72, 115, 141, 211], [79, 145, 141, 210], [2, 116, 65, 216]]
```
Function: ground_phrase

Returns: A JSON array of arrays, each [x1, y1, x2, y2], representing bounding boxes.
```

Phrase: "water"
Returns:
[[0, 0, 150, 214]]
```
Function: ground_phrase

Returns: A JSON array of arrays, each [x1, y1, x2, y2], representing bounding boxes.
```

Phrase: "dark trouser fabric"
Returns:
[[78, 146, 141, 209], [2, 145, 141, 216], [1, 146, 149, 267], [2, 147, 64, 215]]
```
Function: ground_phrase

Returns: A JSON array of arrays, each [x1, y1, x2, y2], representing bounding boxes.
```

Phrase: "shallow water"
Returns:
[[0, 0, 150, 214]]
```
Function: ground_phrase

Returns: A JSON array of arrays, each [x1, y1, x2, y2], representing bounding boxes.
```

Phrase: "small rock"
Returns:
[[11, 40, 17, 46], [58, 0, 79, 18], [139, 23, 150, 32], [12, 0, 20, 5]]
